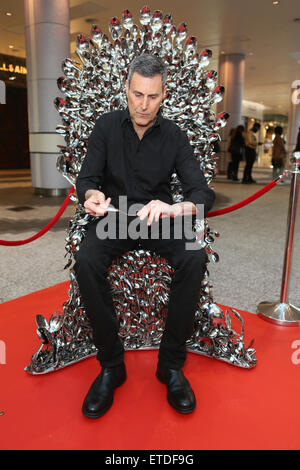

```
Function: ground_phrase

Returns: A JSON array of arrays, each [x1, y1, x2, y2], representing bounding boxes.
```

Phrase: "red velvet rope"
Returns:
[[0, 187, 75, 246], [0, 175, 284, 246], [207, 177, 280, 218]]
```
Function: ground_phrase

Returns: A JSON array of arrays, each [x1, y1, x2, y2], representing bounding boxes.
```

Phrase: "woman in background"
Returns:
[[229, 125, 245, 181], [272, 126, 287, 180], [242, 122, 261, 184]]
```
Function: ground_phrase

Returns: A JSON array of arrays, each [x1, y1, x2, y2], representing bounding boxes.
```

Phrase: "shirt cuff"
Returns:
[[76, 182, 99, 206], [185, 189, 216, 218]]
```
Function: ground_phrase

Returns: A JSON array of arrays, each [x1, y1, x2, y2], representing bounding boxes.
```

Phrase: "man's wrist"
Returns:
[[170, 203, 182, 217], [171, 202, 196, 217], [85, 189, 103, 200]]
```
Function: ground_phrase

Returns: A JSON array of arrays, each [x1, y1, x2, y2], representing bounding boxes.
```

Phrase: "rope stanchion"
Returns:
[[0, 174, 286, 247], [257, 154, 300, 326], [207, 174, 285, 218], [0, 187, 75, 247]]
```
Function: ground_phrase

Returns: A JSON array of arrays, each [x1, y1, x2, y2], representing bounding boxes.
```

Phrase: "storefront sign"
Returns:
[[0, 53, 27, 87], [0, 62, 27, 75]]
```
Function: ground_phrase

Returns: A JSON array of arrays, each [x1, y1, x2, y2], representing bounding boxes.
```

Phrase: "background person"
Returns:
[[271, 125, 287, 181], [228, 125, 245, 181], [226, 128, 235, 180], [242, 122, 261, 184], [294, 127, 300, 152]]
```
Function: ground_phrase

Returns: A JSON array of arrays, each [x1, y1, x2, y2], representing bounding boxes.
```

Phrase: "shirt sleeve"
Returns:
[[76, 118, 107, 205], [175, 129, 216, 218]]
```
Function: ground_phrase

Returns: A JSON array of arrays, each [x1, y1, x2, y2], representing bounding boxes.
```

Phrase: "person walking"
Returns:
[[242, 122, 261, 184]]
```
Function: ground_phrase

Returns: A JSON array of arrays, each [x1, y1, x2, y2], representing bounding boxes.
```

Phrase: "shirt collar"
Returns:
[[121, 108, 163, 128]]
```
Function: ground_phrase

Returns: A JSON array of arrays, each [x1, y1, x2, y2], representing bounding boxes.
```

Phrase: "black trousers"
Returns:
[[231, 153, 241, 179], [74, 216, 208, 370], [243, 147, 256, 182]]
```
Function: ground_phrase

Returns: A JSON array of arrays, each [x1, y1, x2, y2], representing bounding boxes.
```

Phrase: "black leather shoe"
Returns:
[[82, 363, 126, 418], [156, 365, 196, 414]]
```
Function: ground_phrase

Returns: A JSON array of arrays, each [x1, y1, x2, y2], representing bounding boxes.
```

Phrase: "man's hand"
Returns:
[[84, 189, 111, 217], [137, 200, 188, 226]]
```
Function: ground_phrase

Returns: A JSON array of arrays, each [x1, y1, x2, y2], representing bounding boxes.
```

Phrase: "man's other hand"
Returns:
[[84, 190, 111, 217], [137, 200, 181, 226]]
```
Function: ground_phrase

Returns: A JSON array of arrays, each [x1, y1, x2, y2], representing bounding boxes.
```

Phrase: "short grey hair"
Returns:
[[127, 54, 168, 89]]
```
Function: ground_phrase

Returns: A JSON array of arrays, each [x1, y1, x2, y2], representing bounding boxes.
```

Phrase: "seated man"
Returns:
[[75, 54, 215, 418]]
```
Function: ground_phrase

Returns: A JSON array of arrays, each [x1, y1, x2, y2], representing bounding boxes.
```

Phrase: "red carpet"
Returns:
[[0, 281, 300, 450]]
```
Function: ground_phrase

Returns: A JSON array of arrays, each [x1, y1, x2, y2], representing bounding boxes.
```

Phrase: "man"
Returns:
[[242, 122, 261, 184], [271, 126, 286, 181], [75, 54, 215, 418]]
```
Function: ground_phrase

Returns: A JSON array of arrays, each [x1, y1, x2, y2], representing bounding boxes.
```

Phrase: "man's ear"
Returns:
[[163, 85, 168, 100]]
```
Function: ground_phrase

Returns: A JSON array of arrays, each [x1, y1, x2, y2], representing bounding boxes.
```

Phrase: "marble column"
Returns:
[[217, 53, 246, 174], [24, 0, 70, 196], [0, 80, 6, 104]]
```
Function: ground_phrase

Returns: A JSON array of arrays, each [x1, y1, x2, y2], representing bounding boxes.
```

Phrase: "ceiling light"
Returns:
[[272, 1, 279, 5], [5, 12, 13, 16], [9, 76, 16, 80], [9, 45, 14, 49]]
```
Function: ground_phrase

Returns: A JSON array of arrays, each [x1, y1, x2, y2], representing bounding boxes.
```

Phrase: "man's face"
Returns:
[[126, 72, 167, 129]]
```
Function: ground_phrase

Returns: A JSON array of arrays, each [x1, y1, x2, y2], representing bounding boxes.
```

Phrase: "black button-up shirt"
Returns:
[[76, 109, 215, 217]]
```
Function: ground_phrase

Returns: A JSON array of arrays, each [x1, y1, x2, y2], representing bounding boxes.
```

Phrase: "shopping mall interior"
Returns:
[[0, 0, 300, 452]]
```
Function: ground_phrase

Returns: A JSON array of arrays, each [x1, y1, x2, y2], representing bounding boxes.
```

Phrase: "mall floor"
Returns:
[[0, 164, 299, 314]]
